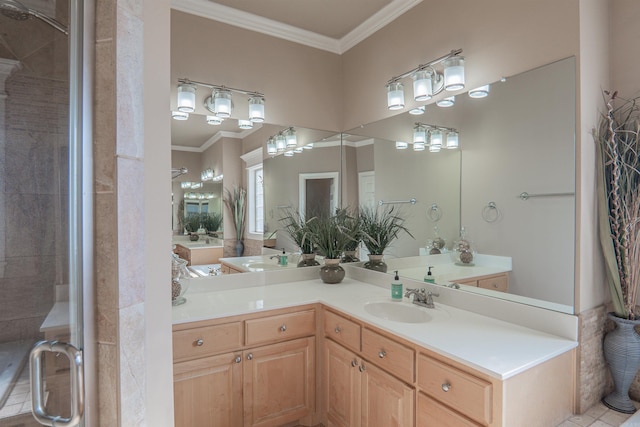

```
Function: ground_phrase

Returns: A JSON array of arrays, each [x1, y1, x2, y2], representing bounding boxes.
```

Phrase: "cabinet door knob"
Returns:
[[247, 353, 253, 360], [378, 350, 387, 359], [351, 359, 358, 367], [441, 382, 451, 392], [280, 325, 287, 332], [359, 364, 366, 372], [493, 283, 499, 288], [235, 356, 241, 364], [195, 339, 204, 347], [334, 326, 342, 333]]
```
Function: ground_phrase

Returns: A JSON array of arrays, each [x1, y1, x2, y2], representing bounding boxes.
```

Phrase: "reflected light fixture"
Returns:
[[213, 89, 232, 118], [385, 49, 463, 111], [396, 141, 408, 149], [469, 85, 490, 98], [294, 147, 304, 154], [402, 122, 459, 152], [177, 83, 196, 112], [201, 168, 214, 181], [429, 144, 442, 153], [304, 143, 314, 150], [446, 131, 459, 149], [284, 150, 294, 157], [409, 106, 426, 115], [238, 119, 253, 129], [206, 115, 223, 125], [436, 96, 455, 108], [172, 110, 189, 120], [285, 128, 297, 148], [267, 138, 277, 155], [413, 141, 426, 151], [249, 96, 265, 122], [430, 129, 443, 148], [413, 124, 427, 144], [275, 134, 286, 152]]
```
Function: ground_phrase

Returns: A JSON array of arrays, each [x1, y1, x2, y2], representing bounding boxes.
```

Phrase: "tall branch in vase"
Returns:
[[224, 186, 247, 245]]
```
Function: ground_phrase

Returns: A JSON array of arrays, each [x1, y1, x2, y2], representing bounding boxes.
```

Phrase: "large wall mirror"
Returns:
[[345, 57, 576, 313]]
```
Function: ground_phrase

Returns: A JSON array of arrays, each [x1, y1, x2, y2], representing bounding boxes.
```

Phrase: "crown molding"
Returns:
[[240, 147, 263, 167], [171, 0, 422, 54]]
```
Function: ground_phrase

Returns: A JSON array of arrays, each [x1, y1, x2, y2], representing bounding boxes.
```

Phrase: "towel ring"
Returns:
[[481, 202, 500, 223], [426, 203, 442, 222]]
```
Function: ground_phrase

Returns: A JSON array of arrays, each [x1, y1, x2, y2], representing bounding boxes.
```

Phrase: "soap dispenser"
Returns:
[[279, 248, 288, 266], [391, 271, 403, 301], [424, 266, 435, 283]]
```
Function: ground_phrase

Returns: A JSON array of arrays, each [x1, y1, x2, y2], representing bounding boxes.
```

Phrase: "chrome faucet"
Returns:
[[269, 254, 281, 264], [405, 288, 439, 308]]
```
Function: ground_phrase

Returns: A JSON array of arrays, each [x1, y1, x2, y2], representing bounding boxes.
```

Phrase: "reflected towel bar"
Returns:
[[519, 192, 575, 201], [378, 198, 417, 206]]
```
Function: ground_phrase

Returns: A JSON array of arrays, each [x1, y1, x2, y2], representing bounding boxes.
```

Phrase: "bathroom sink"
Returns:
[[364, 302, 432, 323], [243, 262, 283, 272]]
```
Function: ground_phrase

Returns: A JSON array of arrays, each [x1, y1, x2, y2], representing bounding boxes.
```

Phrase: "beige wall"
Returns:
[[610, 0, 640, 98]]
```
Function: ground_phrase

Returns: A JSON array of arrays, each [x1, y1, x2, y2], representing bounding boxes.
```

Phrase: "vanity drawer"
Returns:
[[417, 354, 492, 425], [173, 321, 243, 361], [362, 328, 414, 383], [477, 274, 508, 292], [417, 393, 482, 427], [245, 309, 316, 346], [324, 309, 361, 352]]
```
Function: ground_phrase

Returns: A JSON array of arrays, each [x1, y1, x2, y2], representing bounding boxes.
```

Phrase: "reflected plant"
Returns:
[[359, 205, 413, 255], [278, 208, 316, 254], [224, 186, 246, 241], [334, 207, 362, 252], [201, 212, 223, 233], [184, 213, 200, 234], [307, 212, 359, 259]]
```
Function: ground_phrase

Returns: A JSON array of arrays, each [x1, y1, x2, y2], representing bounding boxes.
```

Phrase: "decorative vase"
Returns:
[[297, 253, 320, 267], [235, 240, 244, 257], [319, 258, 345, 284], [602, 313, 640, 413], [189, 233, 199, 241], [341, 250, 360, 263], [364, 254, 387, 273]]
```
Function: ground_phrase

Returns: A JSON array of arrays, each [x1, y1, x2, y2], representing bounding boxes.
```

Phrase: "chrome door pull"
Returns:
[[30, 340, 84, 426]]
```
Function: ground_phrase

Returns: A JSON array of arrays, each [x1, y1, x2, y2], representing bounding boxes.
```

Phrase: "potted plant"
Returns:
[[224, 186, 246, 257], [359, 205, 413, 272], [278, 208, 319, 267], [595, 91, 640, 413], [307, 213, 359, 284], [184, 213, 201, 241], [201, 212, 223, 236], [335, 207, 362, 262]]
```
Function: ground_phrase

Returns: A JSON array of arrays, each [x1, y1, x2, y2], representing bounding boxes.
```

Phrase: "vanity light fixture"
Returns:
[[385, 49, 463, 111], [267, 138, 277, 156], [413, 141, 426, 151], [201, 168, 214, 182], [304, 142, 314, 150], [172, 110, 189, 120], [275, 134, 287, 152], [409, 106, 426, 115], [177, 83, 197, 112], [436, 96, 455, 108], [429, 144, 442, 153], [468, 85, 490, 98], [396, 141, 409, 149], [413, 124, 427, 144], [181, 181, 203, 190], [266, 127, 302, 156], [285, 128, 297, 148], [206, 115, 223, 125], [403, 122, 459, 152], [175, 78, 266, 122], [238, 119, 253, 129], [430, 129, 443, 148], [212, 174, 223, 182], [446, 131, 459, 149]]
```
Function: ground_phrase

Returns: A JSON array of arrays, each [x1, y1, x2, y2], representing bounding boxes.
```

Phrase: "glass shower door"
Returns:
[[0, 0, 90, 425]]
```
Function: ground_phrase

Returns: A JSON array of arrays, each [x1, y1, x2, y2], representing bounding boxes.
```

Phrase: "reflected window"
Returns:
[[248, 164, 264, 233]]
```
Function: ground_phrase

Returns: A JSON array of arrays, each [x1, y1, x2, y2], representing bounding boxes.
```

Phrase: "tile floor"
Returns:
[[557, 401, 640, 427], [0, 367, 31, 420]]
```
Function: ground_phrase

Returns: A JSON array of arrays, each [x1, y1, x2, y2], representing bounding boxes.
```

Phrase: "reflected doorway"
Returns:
[[299, 172, 339, 218]]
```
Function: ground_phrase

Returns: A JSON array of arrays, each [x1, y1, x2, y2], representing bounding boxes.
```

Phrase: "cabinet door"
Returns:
[[417, 393, 482, 427], [325, 339, 361, 427], [243, 337, 316, 427], [360, 361, 414, 427], [173, 352, 243, 427]]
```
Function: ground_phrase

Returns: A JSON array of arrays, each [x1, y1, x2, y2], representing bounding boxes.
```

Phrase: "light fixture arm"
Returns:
[[386, 49, 463, 85], [415, 122, 458, 133], [178, 78, 264, 98]]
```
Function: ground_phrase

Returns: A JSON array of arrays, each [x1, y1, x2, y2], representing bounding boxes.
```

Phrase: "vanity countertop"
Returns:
[[172, 277, 577, 380], [173, 238, 223, 249]]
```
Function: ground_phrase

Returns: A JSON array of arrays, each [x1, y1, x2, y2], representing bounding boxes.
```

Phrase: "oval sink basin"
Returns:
[[364, 302, 432, 323], [243, 262, 283, 272]]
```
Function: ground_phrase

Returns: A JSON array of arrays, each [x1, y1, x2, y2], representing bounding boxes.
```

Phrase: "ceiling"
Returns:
[[171, 0, 422, 54]]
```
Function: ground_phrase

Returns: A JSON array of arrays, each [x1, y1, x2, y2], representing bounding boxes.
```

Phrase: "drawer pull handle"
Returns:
[[247, 353, 253, 360], [493, 283, 499, 288], [442, 382, 451, 392], [335, 326, 341, 333], [351, 359, 358, 367], [195, 339, 204, 347], [359, 364, 366, 372], [235, 356, 241, 364], [280, 325, 287, 332], [378, 350, 387, 359]]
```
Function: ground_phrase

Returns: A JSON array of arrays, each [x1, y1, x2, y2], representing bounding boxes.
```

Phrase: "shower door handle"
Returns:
[[30, 340, 84, 426]]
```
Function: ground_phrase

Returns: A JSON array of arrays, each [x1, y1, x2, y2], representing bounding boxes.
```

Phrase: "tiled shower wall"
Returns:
[[0, 72, 68, 343]]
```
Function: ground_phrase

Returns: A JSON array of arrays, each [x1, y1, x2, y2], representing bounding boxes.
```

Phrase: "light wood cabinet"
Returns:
[[454, 272, 509, 293], [220, 261, 244, 274], [174, 243, 223, 266], [173, 306, 318, 427], [360, 360, 415, 427]]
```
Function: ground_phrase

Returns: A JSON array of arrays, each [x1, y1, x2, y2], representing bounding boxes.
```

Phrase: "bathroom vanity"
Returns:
[[172, 238, 223, 266], [171, 276, 577, 427]]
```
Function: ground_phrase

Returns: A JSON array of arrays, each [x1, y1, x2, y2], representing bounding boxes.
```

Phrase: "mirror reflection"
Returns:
[[346, 57, 576, 313]]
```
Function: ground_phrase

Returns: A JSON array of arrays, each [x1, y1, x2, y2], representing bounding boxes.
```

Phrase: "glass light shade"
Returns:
[[238, 119, 253, 129], [304, 143, 314, 150], [436, 96, 455, 108], [395, 141, 408, 150], [413, 142, 426, 151], [409, 106, 425, 115], [443, 56, 465, 91], [275, 134, 286, 152], [446, 131, 459, 149], [213, 174, 223, 181], [429, 144, 442, 153], [413, 125, 427, 143], [284, 150, 294, 157], [412, 69, 433, 101], [386, 81, 405, 110], [285, 128, 297, 148], [201, 168, 214, 181], [206, 115, 223, 125], [430, 129, 443, 148], [249, 96, 265, 122], [266, 138, 277, 155], [294, 147, 304, 153], [213, 89, 232, 118], [172, 110, 189, 120], [190, 182, 202, 189], [469, 85, 490, 98], [181, 182, 191, 189], [177, 83, 196, 113]]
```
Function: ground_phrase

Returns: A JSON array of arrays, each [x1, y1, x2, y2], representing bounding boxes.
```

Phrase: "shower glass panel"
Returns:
[[0, 0, 87, 425]]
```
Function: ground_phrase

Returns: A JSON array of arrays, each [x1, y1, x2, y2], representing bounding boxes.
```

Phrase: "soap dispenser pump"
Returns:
[[279, 248, 288, 266], [391, 271, 403, 301], [424, 266, 435, 283]]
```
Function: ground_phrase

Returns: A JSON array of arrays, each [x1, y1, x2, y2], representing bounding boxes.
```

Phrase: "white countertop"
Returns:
[[173, 238, 223, 249], [172, 277, 577, 380]]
